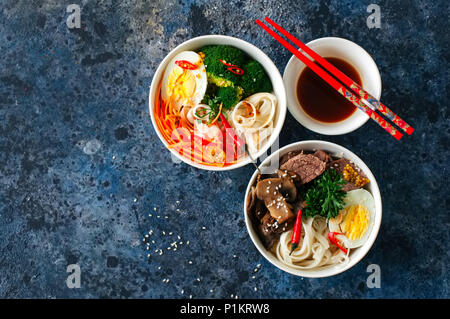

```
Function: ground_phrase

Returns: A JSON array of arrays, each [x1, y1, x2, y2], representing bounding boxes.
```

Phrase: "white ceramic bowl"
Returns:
[[149, 35, 287, 171], [244, 140, 382, 278], [283, 37, 382, 135]]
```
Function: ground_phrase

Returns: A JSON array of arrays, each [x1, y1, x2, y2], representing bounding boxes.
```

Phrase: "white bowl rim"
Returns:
[[283, 37, 382, 136], [244, 140, 382, 278], [149, 35, 287, 171]]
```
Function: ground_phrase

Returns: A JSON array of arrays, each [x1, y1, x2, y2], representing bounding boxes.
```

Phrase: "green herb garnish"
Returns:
[[304, 169, 346, 219], [200, 94, 222, 124]]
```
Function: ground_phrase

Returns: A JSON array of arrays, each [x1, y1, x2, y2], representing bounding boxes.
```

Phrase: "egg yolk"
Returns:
[[167, 69, 197, 102], [341, 204, 369, 240]]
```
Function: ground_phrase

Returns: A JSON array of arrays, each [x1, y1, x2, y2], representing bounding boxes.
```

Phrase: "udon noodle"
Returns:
[[229, 92, 277, 155], [275, 217, 349, 269]]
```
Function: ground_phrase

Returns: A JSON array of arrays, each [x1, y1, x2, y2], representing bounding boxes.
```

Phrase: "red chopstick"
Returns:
[[264, 17, 414, 136], [256, 19, 404, 140]]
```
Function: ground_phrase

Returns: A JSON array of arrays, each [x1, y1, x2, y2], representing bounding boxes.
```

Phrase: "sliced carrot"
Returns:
[[154, 87, 246, 167], [208, 103, 223, 127]]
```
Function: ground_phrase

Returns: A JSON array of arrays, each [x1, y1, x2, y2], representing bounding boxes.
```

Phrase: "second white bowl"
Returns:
[[244, 140, 382, 278]]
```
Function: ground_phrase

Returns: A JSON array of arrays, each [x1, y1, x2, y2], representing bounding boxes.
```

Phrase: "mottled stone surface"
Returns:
[[0, 0, 448, 298]]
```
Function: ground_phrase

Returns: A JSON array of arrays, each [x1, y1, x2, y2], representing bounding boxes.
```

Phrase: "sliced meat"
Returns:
[[280, 150, 302, 166], [327, 158, 370, 191], [280, 153, 326, 184], [313, 150, 332, 163]]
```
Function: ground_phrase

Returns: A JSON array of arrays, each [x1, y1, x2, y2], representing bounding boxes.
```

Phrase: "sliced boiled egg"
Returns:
[[328, 189, 375, 249], [161, 51, 207, 113]]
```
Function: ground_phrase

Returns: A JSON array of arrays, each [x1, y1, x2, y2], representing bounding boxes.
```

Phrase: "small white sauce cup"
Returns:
[[283, 37, 382, 135]]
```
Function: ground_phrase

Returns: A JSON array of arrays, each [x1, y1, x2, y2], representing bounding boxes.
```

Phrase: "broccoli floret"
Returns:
[[240, 60, 273, 97], [199, 45, 247, 87], [216, 86, 243, 109]]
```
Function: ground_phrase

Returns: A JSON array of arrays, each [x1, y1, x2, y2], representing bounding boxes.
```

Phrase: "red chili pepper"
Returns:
[[289, 209, 302, 255], [175, 60, 198, 70], [218, 59, 244, 75], [328, 232, 348, 254], [219, 113, 244, 150]]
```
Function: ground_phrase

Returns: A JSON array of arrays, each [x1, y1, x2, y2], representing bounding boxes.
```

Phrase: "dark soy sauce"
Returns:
[[296, 57, 362, 123]]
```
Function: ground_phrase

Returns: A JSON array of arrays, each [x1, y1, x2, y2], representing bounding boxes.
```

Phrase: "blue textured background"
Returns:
[[0, 0, 448, 298]]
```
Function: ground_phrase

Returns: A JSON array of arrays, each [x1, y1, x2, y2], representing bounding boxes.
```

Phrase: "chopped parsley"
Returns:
[[304, 169, 346, 219]]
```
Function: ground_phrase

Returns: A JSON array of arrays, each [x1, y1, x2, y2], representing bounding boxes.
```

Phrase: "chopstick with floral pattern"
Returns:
[[256, 19, 403, 140], [264, 17, 414, 135]]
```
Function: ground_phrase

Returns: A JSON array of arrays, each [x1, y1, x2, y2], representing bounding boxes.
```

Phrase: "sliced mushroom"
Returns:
[[276, 170, 298, 201], [246, 186, 257, 213], [255, 176, 295, 224]]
